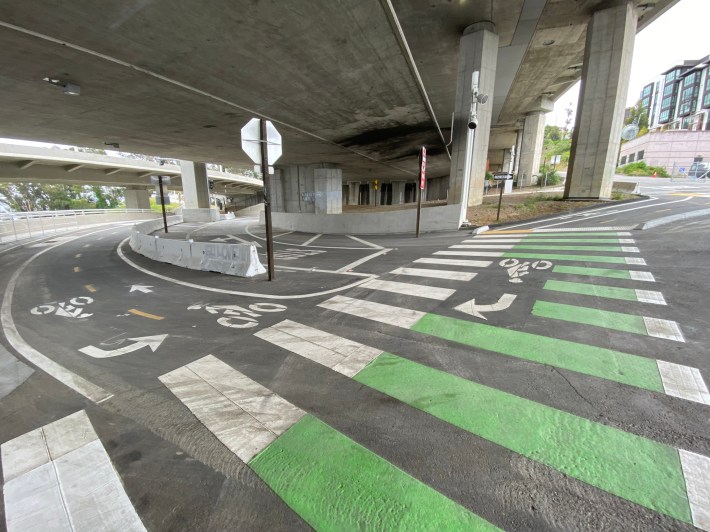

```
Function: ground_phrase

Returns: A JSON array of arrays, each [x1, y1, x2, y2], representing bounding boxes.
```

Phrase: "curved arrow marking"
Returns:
[[454, 294, 517, 320], [79, 334, 168, 358]]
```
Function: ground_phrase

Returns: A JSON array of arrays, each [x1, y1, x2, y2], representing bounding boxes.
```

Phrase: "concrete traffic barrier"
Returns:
[[157, 238, 190, 268]]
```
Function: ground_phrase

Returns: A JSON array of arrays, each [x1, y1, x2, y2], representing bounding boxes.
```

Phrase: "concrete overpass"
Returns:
[[0, 143, 263, 210], [0, 0, 679, 229]]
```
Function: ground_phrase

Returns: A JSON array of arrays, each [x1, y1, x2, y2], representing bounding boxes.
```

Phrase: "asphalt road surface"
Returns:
[[1, 185, 709, 531]]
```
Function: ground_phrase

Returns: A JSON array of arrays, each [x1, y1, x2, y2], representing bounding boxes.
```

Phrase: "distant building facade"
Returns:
[[640, 55, 710, 132], [619, 55, 710, 175]]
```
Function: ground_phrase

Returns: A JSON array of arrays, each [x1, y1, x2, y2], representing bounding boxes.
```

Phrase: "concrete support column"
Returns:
[[502, 148, 514, 174], [565, 1, 637, 199], [314, 166, 342, 214], [348, 182, 359, 206], [513, 128, 523, 177], [392, 181, 406, 205], [517, 110, 548, 187], [180, 160, 217, 222], [369, 183, 377, 206], [269, 168, 285, 212], [124, 187, 150, 210], [448, 21, 498, 224]]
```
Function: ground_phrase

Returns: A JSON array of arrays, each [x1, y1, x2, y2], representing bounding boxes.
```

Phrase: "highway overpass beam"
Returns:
[[564, 1, 636, 199], [517, 98, 553, 187], [448, 21, 498, 224], [180, 161, 216, 222], [124, 187, 150, 210]]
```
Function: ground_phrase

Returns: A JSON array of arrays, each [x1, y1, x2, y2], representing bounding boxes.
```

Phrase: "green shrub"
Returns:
[[616, 161, 669, 177]]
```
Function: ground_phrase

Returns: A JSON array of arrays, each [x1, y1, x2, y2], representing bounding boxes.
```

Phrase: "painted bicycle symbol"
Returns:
[[499, 258, 552, 283], [188, 302, 287, 328], [30, 297, 94, 319]]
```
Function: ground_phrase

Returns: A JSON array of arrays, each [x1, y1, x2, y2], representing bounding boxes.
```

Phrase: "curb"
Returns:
[[638, 208, 710, 230]]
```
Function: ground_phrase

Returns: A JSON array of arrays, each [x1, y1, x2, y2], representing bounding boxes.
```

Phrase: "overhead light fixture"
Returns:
[[542, 39, 555, 46], [104, 141, 120, 149], [43, 77, 81, 95]]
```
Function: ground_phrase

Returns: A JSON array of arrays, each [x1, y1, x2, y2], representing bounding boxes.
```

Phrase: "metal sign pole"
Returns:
[[496, 179, 505, 222], [416, 146, 426, 238], [158, 175, 168, 233], [260, 119, 275, 281]]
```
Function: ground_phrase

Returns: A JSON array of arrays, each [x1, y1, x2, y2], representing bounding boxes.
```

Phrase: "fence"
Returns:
[[0, 209, 159, 244]]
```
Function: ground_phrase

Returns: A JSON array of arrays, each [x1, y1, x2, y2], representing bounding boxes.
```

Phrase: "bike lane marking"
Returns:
[[434, 250, 645, 265], [543, 280, 666, 305], [316, 296, 709, 405], [160, 354, 498, 531], [531, 301, 684, 342], [551, 265, 655, 282], [255, 319, 708, 528]]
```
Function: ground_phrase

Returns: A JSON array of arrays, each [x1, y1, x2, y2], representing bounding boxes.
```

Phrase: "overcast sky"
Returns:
[[547, 0, 710, 127]]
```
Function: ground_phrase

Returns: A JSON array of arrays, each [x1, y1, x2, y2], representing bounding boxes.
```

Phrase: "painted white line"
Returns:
[[450, 244, 515, 250], [462, 238, 524, 243], [629, 271, 655, 282], [336, 247, 392, 272], [390, 267, 477, 281], [359, 279, 455, 301], [244, 225, 372, 250], [275, 265, 373, 278], [117, 238, 377, 299], [679, 449, 710, 530], [625, 257, 647, 265], [532, 197, 693, 229], [255, 320, 381, 377], [1, 230, 115, 403], [346, 235, 384, 249], [619, 239, 636, 243], [533, 228, 637, 232], [635, 290, 666, 305], [434, 250, 505, 258], [621, 246, 640, 253], [318, 295, 424, 329], [657, 361, 710, 405], [160, 355, 304, 463], [414, 258, 492, 268], [2, 410, 145, 531], [643, 317, 685, 342], [301, 233, 322, 246], [274, 231, 295, 238]]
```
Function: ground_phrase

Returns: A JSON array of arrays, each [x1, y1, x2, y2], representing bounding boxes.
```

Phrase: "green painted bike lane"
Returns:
[[353, 353, 693, 525], [249, 414, 499, 531]]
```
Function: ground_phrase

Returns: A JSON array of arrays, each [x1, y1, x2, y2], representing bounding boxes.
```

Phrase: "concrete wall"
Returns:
[[619, 130, 710, 174], [267, 204, 461, 234]]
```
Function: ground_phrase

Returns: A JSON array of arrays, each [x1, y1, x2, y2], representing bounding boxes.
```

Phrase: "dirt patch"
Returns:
[[467, 192, 606, 226]]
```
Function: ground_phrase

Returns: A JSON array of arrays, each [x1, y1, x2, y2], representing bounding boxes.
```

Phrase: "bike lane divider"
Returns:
[[255, 319, 710, 530], [2, 410, 146, 531], [452, 244, 639, 252], [543, 280, 667, 305], [159, 355, 498, 531], [434, 250, 646, 265], [316, 296, 710, 405], [551, 265, 656, 282], [531, 301, 684, 342]]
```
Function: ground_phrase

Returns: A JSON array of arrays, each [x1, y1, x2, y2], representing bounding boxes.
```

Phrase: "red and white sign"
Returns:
[[419, 147, 427, 190]]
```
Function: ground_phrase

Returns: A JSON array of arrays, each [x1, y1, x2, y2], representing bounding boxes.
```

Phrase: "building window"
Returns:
[[637, 150, 644, 161], [703, 71, 710, 109], [620, 155, 627, 165], [629, 153, 636, 163]]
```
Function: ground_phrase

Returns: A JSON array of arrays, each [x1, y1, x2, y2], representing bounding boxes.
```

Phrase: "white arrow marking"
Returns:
[[211, 235, 261, 247], [130, 285, 153, 293], [454, 294, 517, 320], [79, 334, 168, 358]]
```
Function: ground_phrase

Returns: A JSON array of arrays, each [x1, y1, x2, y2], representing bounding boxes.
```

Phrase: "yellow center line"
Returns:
[[128, 309, 165, 320], [598, 219, 617, 224], [655, 208, 671, 213], [84, 284, 97, 293], [73, 266, 82, 273]]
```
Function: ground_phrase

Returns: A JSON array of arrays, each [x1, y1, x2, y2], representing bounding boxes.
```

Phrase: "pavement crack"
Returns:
[[553, 368, 596, 410]]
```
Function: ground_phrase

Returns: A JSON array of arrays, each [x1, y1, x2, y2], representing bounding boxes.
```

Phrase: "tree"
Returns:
[[563, 104, 574, 139], [625, 100, 649, 131], [0, 183, 124, 211]]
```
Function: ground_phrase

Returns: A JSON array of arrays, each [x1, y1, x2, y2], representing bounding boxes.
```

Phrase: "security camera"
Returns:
[[468, 114, 478, 130]]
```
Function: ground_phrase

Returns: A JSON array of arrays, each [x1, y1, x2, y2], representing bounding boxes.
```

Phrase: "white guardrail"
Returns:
[[0, 209, 159, 244], [129, 217, 265, 277]]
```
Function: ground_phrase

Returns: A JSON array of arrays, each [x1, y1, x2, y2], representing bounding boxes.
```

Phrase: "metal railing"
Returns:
[[0, 209, 159, 244]]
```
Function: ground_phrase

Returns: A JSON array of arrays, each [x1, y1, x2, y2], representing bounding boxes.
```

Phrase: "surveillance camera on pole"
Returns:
[[468, 71, 489, 130]]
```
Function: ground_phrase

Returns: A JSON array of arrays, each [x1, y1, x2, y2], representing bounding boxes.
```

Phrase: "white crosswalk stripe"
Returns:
[[256, 320, 381, 377], [1, 411, 146, 532], [414, 258, 492, 268], [390, 267, 477, 281], [359, 279, 455, 301], [160, 355, 305, 463]]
